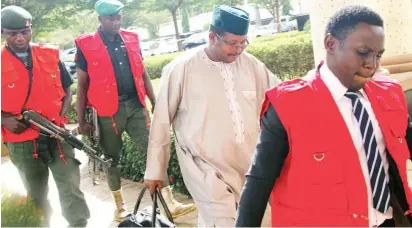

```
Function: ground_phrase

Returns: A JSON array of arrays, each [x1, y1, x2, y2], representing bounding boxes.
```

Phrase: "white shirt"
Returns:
[[320, 63, 393, 227]]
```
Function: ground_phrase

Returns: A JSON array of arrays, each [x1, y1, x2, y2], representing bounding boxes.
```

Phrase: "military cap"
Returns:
[[1, 5, 32, 30], [211, 5, 250, 36], [95, 0, 124, 16]]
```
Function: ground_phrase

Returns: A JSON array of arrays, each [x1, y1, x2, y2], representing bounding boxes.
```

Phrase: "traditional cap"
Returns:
[[95, 0, 124, 16], [211, 5, 250, 36], [1, 5, 32, 30]]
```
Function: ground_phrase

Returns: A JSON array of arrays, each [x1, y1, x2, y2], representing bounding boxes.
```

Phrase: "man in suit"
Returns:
[[235, 5, 412, 227]]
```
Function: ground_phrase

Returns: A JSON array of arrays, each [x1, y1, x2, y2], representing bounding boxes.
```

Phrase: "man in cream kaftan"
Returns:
[[144, 5, 280, 226]]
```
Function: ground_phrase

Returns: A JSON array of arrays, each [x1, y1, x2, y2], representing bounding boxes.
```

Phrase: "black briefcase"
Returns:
[[118, 186, 176, 227]]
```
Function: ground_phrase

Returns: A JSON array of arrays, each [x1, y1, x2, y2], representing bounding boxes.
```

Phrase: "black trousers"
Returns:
[[379, 219, 395, 227]]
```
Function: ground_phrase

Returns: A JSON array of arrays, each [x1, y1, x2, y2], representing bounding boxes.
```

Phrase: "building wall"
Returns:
[[309, 0, 412, 64]]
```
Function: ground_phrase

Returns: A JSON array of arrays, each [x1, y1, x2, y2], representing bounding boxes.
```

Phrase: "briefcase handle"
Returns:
[[133, 186, 174, 225]]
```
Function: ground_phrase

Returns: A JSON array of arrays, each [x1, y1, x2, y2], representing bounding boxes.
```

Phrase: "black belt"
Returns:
[[118, 94, 137, 102]]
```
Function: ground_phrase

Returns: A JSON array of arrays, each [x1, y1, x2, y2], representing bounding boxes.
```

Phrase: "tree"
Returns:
[[135, 11, 170, 39], [281, 0, 293, 15], [1, 0, 81, 41], [258, 0, 292, 33], [181, 6, 190, 33], [69, 11, 100, 35], [184, 0, 217, 14], [76, 0, 143, 29], [212, 0, 242, 6], [147, 0, 185, 51]]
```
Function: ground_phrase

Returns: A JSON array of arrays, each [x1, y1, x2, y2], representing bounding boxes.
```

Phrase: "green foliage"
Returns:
[[67, 95, 77, 124], [144, 52, 182, 79], [145, 31, 315, 81], [71, 79, 78, 96], [281, 0, 293, 16], [303, 20, 311, 33], [250, 30, 302, 42], [135, 11, 170, 39], [2, 0, 84, 41], [149, 0, 184, 12], [258, 0, 293, 32], [203, 23, 210, 31], [247, 33, 314, 80], [119, 133, 147, 182], [146, 0, 185, 50], [66, 79, 78, 124], [119, 132, 191, 195], [181, 7, 190, 33], [120, 0, 144, 29], [69, 11, 100, 36], [1, 189, 46, 227], [211, 0, 242, 6]]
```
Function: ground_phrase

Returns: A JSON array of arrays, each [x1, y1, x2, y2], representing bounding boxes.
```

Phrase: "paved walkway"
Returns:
[[0, 124, 271, 227], [2, 138, 410, 227], [1, 149, 271, 227], [1, 151, 200, 227]]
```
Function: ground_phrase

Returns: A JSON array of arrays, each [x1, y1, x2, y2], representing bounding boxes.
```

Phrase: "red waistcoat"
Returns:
[[261, 62, 412, 226], [1, 44, 65, 143], [75, 29, 146, 118]]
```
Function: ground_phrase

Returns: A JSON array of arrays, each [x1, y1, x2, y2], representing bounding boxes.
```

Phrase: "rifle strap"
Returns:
[[4, 44, 33, 113], [1, 46, 33, 118], [22, 47, 34, 112]]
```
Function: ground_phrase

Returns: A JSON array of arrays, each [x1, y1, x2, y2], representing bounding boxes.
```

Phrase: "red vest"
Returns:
[[75, 29, 146, 118], [262, 62, 412, 226], [1, 44, 65, 143]]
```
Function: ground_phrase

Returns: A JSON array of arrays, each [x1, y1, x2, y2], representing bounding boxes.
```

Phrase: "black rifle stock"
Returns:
[[21, 110, 112, 167]]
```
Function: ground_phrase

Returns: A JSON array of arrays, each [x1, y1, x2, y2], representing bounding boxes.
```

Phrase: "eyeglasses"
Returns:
[[215, 33, 249, 49]]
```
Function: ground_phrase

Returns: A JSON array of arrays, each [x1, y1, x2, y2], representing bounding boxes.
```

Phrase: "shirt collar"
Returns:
[[5, 43, 32, 68], [320, 61, 366, 102], [98, 26, 121, 43]]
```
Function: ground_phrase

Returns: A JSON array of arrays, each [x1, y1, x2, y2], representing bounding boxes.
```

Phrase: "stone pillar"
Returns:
[[309, 0, 412, 65]]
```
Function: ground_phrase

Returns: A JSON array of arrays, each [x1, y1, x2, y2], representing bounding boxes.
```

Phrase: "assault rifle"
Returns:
[[70, 107, 103, 185], [21, 110, 112, 168]]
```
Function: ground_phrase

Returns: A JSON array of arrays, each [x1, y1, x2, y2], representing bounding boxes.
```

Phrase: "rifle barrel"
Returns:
[[22, 110, 111, 168]]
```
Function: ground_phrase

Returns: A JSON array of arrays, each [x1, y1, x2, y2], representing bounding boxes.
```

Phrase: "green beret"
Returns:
[[95, 0, 124, 16], [1, 5, 32, 30], [211, 5, 250, 36]]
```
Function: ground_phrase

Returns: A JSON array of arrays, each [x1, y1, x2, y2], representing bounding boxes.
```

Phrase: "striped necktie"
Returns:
[[344, 91, 390, 213]]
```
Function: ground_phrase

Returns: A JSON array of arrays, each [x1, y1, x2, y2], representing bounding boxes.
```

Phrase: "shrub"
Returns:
[[71, 79, 78, 95], [67, 95, 77, 124], [144, 31, 315, 81], [247, 34, 314, 80], [119, 133, 146, 181], [303, 20, 311, 33], [67, 79, 78, 124], [1, 189, 46, 227], [119, 132, 190, 196], [144, 53, 182, 80], [251, 30, 303, 43]]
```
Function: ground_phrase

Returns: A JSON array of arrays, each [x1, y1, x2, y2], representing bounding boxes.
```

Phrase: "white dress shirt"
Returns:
[[320, 63, 393, 226]]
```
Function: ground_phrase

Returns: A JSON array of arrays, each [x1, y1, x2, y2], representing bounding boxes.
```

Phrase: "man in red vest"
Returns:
[[236, 5, 412, 227], [1, 5, 90, 227], [75, 0, 195, 221]]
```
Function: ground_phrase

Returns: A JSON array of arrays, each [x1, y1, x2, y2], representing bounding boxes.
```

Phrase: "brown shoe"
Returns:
[[111, 188, 129, 222], [161, 186, 196, 219]]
